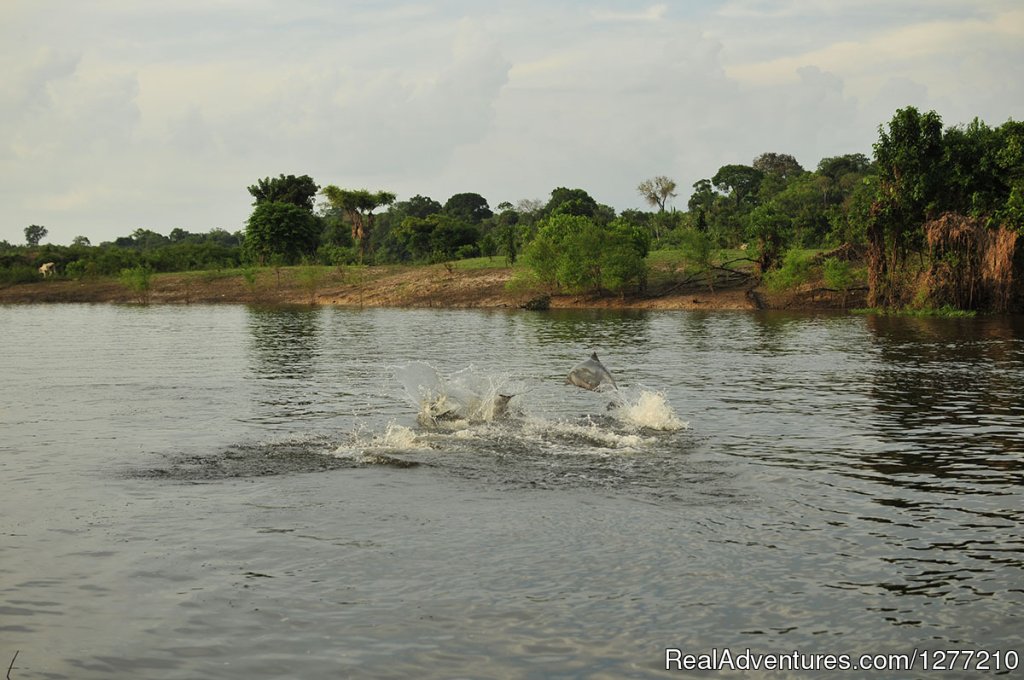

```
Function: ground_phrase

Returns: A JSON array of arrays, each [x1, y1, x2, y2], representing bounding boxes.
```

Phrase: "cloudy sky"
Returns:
[[2, 0, 1022, 245]]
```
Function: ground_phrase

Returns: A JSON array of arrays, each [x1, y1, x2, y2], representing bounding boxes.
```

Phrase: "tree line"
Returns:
[[4, 106, 1022, 309]]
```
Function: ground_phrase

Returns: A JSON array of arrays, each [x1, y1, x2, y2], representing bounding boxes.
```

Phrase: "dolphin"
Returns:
[[421, 392, 515, 426], [566, 352, 618, 391]]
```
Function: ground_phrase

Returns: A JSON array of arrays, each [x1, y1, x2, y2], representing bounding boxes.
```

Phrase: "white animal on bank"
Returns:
[[38, 262, 56, 277]]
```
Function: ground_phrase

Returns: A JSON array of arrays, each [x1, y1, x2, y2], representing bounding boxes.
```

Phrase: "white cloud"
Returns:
[[592, 4, 668, 23]]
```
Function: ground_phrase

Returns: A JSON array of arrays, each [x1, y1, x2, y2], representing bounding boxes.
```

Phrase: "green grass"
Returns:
[[448, 256, 513, 271], [647, 247, 757, 269], [852, 305, 977, 318]]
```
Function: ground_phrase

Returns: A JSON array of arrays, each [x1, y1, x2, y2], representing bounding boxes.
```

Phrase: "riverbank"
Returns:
[[0, 262, 864, 311]]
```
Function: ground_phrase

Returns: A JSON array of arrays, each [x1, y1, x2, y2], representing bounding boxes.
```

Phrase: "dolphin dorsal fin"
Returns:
[[591, 352, 599, 360]]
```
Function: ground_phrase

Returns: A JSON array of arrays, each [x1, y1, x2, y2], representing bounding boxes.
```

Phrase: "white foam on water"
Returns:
[[519, 415, 654, 452], [609, 388, 688, 432], [331, 421, 432, 459]]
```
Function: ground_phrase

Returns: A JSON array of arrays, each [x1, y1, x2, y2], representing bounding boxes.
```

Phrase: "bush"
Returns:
[[763, 248, 815, 292], [822, 257, 854, 290], [318, 244, 359, 266], [65, 260, 93, 280], [119, 265, 154, 303], [241, 266, 259, 290], [521, 214, 648, 295], [676, 227, 716, 290], [822, 256, 856, 307], [0, 265, 40, 285], [296, 265, 325, 304]]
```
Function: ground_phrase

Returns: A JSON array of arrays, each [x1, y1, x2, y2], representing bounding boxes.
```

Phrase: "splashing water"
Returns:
[[609, 388, 688, 431], [520, 416, 654, 451], [332, 422, 432, 461], [388, 361, 687, 454], [394, 362, 523, 428]]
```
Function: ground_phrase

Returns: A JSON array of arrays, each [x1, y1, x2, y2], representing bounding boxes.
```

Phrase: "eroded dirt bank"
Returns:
[[0, 264, 859, 311]]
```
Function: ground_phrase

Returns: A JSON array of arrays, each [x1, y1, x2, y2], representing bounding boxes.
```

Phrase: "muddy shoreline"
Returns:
[[0, 264, 859, 311]]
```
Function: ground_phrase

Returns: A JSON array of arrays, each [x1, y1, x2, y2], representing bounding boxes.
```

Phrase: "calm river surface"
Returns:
[[1, 304, 1022, 679]]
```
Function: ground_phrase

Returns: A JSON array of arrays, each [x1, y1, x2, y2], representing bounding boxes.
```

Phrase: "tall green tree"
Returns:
[[746, 203, 790, 273], [320, 186, 397, 262], [770, 174, 831, 246], [817, 154, 871, 183], [404, 194, 444, 219], [247, 174, 319, 211], [545, 187, 599, 218], [369, 195, 441, 262], [24, 225, 48, 246], [712, 164, 764, 208], [243, 201, 321, 265], [687, 179, 716, 230], [490, 206, 521, 265], [817, 153, 873, 210], [868, 106, 944, 306], [443, 193, 492, 224]]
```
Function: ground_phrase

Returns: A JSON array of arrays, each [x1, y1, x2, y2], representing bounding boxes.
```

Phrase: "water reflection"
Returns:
[[519, 308, 654, 348], [861, 314, 1024, 486], [245, 305, 329, 426], [246, 305, 324, 379]]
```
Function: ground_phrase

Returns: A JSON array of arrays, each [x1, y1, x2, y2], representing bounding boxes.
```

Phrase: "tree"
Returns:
[[392, 216, 436, 262], [868, 106, 944, 306], [490, 205, 521, 265], [443, 193, 492, 224], [319, 186, 396, 262], [688, 179, 716, 230], [941, 118, 1007, 216], [24, 225, 48, 246], [129, 228, 170, 250], [243, 201, 321, 265], [248, 174, 319, 211], [430, 215, 480, 260], [826, 175, 878, 246], [712, 165, 764, 207], [817, 153, 871, 182], [746, 203, 790, 273], [752, 153, 804, 180], [392, 214, 480, 262], [817, 153, 873, 209], [637, 176, 678, 212], [71, 235, 91, 247], [874, 107, 944, 222], [545, 187, 599, 218], [368, 195, 441, 262], [404, 194, 443, 219], [770, 174, 831, 246]]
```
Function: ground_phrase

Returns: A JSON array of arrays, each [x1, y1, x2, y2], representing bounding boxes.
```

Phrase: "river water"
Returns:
[[1, 304, 1022, 679]]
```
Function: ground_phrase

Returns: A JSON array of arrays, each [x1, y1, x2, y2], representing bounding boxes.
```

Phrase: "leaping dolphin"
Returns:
[[566, 352, 618, 391]]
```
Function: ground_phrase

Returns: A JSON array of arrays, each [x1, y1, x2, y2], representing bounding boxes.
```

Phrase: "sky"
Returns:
[[2, 0, 1023, 245]]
